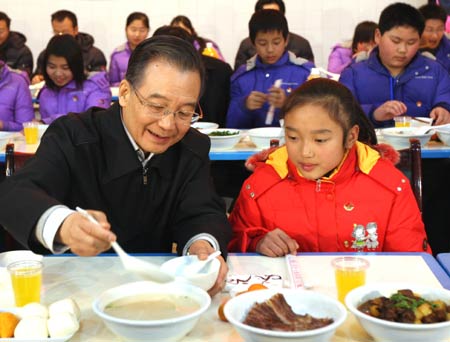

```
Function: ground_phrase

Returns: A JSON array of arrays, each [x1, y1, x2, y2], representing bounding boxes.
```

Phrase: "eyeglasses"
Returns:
[[132, 86, 201, 126]]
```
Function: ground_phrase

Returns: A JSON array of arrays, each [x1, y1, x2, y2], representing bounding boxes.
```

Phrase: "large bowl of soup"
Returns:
[[92, 281, 211, 342], [345, 283, 450, 342]]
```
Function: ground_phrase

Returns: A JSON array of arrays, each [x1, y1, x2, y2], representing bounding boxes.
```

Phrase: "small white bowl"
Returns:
[[435, 126, 450, 146], [191, 122, 219, 131], [346, 283, 450, 342], [381, 127, 433, 149], [37, 124, 49, 139], [248, 127, 285, 149], [204, 128, 241, 150], [92, 281, 211, 342], [224, 288, 347, 342], [411, 117, 433, 127], [160, 255, 220, 291]]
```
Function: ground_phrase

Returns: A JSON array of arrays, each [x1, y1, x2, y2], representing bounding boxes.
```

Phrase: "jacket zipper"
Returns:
[[315, 179, 321, 192], [142, 166, 148, 185]]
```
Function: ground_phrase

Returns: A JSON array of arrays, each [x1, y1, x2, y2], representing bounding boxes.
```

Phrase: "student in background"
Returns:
[[0, 12, 33, 78], [0, 60, 34, 131], [38, 35, 111, 124], [228, 79, 431, 255], [153, 25, 232, 127], [327, 21, 377, 74], [170, 15, 225, 61], [109, 12, 150, 86], [339, 2, 450, 128], [32, 10, 107, 84], [234, 0, 314, 70], [226, 9, 313, 129], [418, 3, 450, 72]]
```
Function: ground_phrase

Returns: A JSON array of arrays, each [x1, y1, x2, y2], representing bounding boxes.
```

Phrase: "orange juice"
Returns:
[[335, 268, 366, 303], [332, 256, 369, 304], [394, 116, 411, 128], [8, 261, 42, 307], [23, 124, 38, 144]]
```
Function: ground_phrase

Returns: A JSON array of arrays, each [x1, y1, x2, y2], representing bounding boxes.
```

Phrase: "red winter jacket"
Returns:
[[228, 142, 431, 254]]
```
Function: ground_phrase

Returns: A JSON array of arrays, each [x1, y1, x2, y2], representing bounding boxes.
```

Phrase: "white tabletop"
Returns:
[[0, 252, 448, 342]]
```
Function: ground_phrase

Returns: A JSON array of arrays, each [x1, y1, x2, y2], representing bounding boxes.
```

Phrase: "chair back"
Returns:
[[396, 138, 422, 211]]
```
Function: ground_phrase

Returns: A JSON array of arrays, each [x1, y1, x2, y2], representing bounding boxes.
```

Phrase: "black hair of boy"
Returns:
[[418, 3, 448, 23], [378, 2, 425, 36], [0, 12, 11, 28], [249, 9, 289, 45], [51, 9, 78, 27], [254, 0, 286, 14]]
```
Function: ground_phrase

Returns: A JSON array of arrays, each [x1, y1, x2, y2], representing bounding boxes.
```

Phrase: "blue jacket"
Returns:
[[434, 36, 450, 73], [0, 61, 34, 131], [339, 47, 450, 127], [38, 71, 112, 124], [109, 42, 131, 86], [226, 51, 313, 129]]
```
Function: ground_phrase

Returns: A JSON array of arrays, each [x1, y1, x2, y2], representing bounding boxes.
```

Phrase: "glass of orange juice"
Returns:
[[332, 256, 369, 304], [7, 260, 42, 306], [394, 116, 411, 128], [23, 122, 39, 144]]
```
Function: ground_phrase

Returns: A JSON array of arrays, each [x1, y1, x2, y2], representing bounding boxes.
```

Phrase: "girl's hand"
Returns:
[[256, 228, 299, 257]]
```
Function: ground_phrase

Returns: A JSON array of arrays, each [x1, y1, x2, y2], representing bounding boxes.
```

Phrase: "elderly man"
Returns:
[[0, 35, 231, 296], [32, 9, 106, 84]]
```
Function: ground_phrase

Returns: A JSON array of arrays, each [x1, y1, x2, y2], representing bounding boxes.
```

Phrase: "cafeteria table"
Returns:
[[1, 132, 450, 162], [0, 252, 448, 341], [437, 253, 450, 277]]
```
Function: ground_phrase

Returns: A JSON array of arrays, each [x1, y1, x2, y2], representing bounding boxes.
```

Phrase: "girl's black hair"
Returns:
[[42, 34, 85, 90], [281, 78, 377, 146]]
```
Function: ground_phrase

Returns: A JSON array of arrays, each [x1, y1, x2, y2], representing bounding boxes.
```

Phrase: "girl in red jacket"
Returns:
[[228, 78, 431, 256]]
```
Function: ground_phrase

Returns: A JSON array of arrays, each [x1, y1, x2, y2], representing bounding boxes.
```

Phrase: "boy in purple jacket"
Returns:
[[0, 60, 34, 131], [226, 9, 313, 129], [339, 2, 450, 128]]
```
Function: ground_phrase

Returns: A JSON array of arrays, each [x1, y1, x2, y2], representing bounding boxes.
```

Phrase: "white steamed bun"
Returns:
[[48, 297, 80, 320], [14, 316, 48, 338], [18, 302, 48, 319], [47, 312, 79, 338]]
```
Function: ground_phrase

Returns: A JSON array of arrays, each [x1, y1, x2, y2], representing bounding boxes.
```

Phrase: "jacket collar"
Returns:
[[100, 103, 200, 184]]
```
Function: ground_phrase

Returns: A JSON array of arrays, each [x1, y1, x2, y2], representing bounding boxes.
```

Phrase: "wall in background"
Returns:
[[2, 0, 425, 70]]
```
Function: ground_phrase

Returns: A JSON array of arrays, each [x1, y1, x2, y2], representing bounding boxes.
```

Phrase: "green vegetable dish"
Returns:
[[208, 130, 239, 136]]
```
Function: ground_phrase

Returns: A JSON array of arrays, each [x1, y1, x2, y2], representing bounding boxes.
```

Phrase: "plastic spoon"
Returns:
[[414, 123, 450, 135], [185, 250, 222, 274], [75, 207, 175, 283]]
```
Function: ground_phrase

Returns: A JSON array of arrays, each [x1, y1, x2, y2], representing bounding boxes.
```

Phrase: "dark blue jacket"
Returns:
[[340, 47, 450, 127], [226, 51, 313, 129]]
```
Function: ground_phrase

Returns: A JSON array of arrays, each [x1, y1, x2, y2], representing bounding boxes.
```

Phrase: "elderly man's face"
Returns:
[[119, 59, 201, 154], [0, 20, 10, 46]]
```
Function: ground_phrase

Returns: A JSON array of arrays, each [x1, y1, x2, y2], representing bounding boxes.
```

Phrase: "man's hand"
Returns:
[[245, 91, 267, 110], [56, 210, 116, 256], [373, 100, 407, 121], [256, 228, 299, 257], [430, 107, 450, 125], [188, 240, 228, 297]]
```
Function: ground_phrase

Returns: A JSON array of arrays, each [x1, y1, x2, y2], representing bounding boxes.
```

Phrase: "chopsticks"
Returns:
[[412, 117, 435, 125]]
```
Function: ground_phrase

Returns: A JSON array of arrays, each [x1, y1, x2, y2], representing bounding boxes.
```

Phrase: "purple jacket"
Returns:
[[226, 51, 313, 129], [38, 71, 112, 124], [339, 47, 450, 128], [327, 41, 352, 74], [109, 42, 131, 86], [0, 62, 34, 131]]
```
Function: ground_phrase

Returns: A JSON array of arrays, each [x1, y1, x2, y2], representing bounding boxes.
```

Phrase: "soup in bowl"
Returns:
[[92, 281, 211, 341]]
